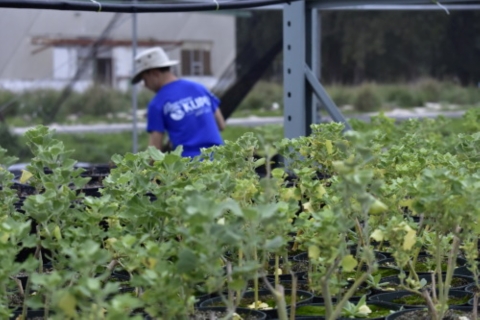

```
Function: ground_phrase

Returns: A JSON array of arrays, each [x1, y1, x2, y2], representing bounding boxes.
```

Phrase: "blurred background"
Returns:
[[0, 5, 479, 163]]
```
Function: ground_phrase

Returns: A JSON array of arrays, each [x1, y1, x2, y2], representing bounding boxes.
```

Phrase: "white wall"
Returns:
[[0, 9, 236, 93], [53, 48, 77, 79]]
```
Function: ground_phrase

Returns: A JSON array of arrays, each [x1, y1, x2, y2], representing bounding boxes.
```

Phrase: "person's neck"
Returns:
[[160, 73, 178, 89]]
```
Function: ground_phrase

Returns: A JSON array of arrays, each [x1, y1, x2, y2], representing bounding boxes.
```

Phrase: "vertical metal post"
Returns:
[[131, 0, 138, 153], [315, 11, 322, 123], [308, 8, 320, 126], [283, 1, 307, 139]]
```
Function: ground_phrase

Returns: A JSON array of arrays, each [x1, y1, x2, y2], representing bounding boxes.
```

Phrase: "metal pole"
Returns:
[[131, 0, 138, 153], [283, 0, 307, 139]]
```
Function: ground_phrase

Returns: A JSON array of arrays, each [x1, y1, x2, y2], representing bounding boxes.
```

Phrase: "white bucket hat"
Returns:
[[131, 47, 179, 84]]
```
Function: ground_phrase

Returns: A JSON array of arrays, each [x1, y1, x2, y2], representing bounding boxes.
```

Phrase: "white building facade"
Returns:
[[0, 9, 236, 92]]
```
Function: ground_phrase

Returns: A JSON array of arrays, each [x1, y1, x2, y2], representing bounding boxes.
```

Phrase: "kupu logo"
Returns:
[[164, 96, 211, 121], [166, 103, 185, 121]]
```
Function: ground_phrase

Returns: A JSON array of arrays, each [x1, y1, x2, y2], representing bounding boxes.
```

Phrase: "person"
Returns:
[[131, 47, 226, 158]]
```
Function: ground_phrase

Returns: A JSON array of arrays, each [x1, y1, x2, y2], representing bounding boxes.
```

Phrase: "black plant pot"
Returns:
[[265, 259, 308, 282], [10, 309, 47, 320], [386, 305, 480, 320], [293, 251, 386, 263], [311, 285, 372, 304], [80, 165, 112, 177], [10, 182, 37, 197], [293, 301, 401, 320], [368, 290, 472, 309], [79, 186, 103, 197], [454, 265, 474, 277], [376, 273, 474, 294], [465, 283, 480, 296], [200, 289, 314, 319], [293, 252, 308, 262], [194, 292, 219, 307], [194, 307, 267, 320], [261, 279, 311, 293], [377, 255, 468, 274], [384, 307, 425, 320]]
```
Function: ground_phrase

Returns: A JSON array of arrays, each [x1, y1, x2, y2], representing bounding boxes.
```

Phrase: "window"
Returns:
[[94, 57, 113, 85], [181, 49, 211, 76], [76, 46, 113, 86]]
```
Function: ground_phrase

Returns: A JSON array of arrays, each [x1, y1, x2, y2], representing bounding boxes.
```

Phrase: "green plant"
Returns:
[[326, 84, 355, 107], [415, 78, 442, 103], [353, 83, 382, 112], [237, 81, 283, 111], [384, 86, 420, 108]]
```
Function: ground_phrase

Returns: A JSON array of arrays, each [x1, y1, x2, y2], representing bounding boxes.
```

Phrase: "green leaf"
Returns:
[[19, 170, 33, 183], [58, 292, 77, 317], [177, 248, 197, 273], [264, 236, 284, 251], [308, 245, 320, 260], [325, 140, 333, 155], [370, 229, 384, 242], [254, 158, 266, 168], [419, 278, 427, 289], [272, 168, 285, 179], [341, 255, 358, 272]]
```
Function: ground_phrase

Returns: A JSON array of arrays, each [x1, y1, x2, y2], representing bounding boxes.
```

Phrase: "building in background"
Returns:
[[0, 9, 235, 92]]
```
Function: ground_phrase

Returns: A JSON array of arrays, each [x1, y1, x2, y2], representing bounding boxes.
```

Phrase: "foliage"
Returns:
[[353, 83, 382, 112], [321, 11, 480, 85], [0, 108, 479, 319]]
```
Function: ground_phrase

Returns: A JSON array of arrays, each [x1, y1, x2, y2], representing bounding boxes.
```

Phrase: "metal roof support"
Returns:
[[283, 1, 351, 138], [283, 0, 480, 138]]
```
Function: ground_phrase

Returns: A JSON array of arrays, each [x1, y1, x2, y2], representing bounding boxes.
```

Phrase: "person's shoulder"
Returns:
[[177, 79, 208, 90]]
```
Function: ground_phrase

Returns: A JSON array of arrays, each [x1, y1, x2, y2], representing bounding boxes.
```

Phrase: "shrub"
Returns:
[[353, 83, 382, 112], [384, 86, 420, 108], [17, 89, 62, 124], [466, 87, 480, 105], [0, 90, 18, 118], [415, 78, 442, 103], [439, 86, 471, 105], [326, 85, 355, 107], [0, 123, 31, 161], [238, 81, 283, 110], [66, 85, 130, 117]]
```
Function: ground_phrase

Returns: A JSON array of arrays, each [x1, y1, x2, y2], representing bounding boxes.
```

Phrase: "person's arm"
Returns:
[[149, 131, 164, 151], [214, 108, 226, 131]]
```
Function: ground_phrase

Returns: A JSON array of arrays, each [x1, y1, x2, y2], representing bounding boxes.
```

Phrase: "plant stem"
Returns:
[[354, 218, 365, 247], [254, 248, 259, 309], [236, 249, 243, 302], [422, 289, 438, 320], [262, 275, 288, 320], [473, 293, 478, 320], [407, 261, 420, 283], [21, 234, 43, 318], [322, 258, 341, 320], [44, 294, 50, 319], [106, 259, 118, 273], [435, 233, 444, 309], [226, 260, 234, 315], [289, 272, 297, 320], [329, 270, 370, 320], [441, 227, 461, 319], [275, 254, 280, 288], [21, 273, 32, 319], [12, 277, 25, 297]]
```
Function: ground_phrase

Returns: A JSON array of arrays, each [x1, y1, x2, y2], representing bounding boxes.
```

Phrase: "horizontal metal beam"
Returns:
[[307, 0, 480, 9], [251, 1, 480, 10], [0, 0, 303, 13], [320, 4, 480, 10]]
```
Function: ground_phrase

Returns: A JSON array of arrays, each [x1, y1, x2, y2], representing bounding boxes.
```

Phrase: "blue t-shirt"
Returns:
[[146, 79, 224, 157]]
